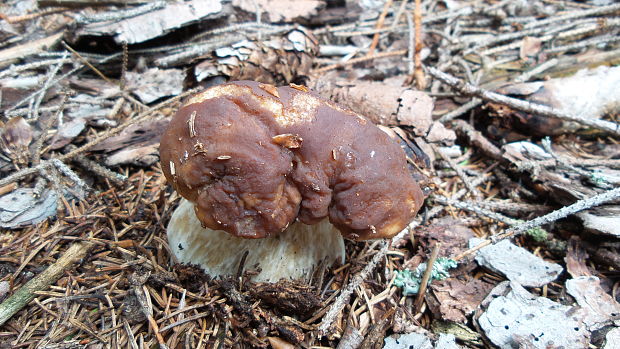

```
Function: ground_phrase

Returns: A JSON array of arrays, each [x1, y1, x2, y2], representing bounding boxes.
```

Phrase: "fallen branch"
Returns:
[[412, 0, 426, 89], [453, 185, 620, 261], [318, 241, 389, 335], [0, 241, 94, 327], [427, 67, 620, 137]]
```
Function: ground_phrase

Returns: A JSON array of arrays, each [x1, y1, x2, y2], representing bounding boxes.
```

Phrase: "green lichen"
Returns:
[[394, 257, 458, 296], [525, 226, 548, 242]]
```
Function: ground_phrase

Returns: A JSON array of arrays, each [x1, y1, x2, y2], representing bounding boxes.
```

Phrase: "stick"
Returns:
[[413, 243, 440, 313], [435, 146, 481, 199], [0, 7, 70, 23], [314, 50, 407, 74], [318, 241, 388, 335], [367, 0, 393, 56], [427, 67, 620, 137], [454, 186, 620, 261], [412, 0, 426, 89], [0, 241, 93, 327]]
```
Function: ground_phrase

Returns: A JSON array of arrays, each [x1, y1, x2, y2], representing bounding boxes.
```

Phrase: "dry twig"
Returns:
[[428, 67, 620, 137], [454, 186, 620, 261], [412, 242, 440, 315], [0, 241, 94, 327]]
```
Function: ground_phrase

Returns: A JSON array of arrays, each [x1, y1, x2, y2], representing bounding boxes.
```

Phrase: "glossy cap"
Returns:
[[160, 81, 424, 240]]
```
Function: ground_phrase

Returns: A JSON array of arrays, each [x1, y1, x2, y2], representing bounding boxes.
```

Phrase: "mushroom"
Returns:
[[160, 81, 424, 282]]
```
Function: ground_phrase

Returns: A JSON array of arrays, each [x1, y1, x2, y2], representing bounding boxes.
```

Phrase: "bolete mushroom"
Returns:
[[160, 81, 424, 282]]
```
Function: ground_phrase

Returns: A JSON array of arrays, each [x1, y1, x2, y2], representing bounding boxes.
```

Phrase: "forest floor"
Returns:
[[0, 1, 619, 348]]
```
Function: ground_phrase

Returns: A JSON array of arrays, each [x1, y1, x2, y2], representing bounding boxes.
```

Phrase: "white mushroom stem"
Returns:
[[167, 198, 346, 282]]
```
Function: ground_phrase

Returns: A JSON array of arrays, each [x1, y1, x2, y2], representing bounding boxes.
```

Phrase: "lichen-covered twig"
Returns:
[[31, 93, 69, 165], [481, 18, 620, 56], [435, 145, 481, 199], [428, 67, 620, 137], [31, 51, 68, 120], [434, 195, 520, 226], [438, 99, 481, 123], [454, 186, 620, 261], [450, 120, 504, 161], [73, 154, 127, 186], [514, 58, 558, 83], [0, 7, 70, 23], [74, 1, 166, 24], [0, 241, 94, 327], [318, 241, 389, 335], [522, 3, 620, 30]]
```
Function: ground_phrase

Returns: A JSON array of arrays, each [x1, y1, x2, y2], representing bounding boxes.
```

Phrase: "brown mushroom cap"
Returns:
[[160, 81, 424, 240]]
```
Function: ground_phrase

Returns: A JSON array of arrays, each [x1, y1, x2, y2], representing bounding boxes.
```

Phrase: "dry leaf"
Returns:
[[429, 278, 494, 323], [267, 337, 296, 349], [416, 217, 474, 258], [519, 36, 542, 60], [564, 237, 591, 278], [0, 116, 33, 167]]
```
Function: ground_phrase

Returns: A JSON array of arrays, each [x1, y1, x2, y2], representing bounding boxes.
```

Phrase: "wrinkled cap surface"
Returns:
[[160, 81, 424, 240]]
